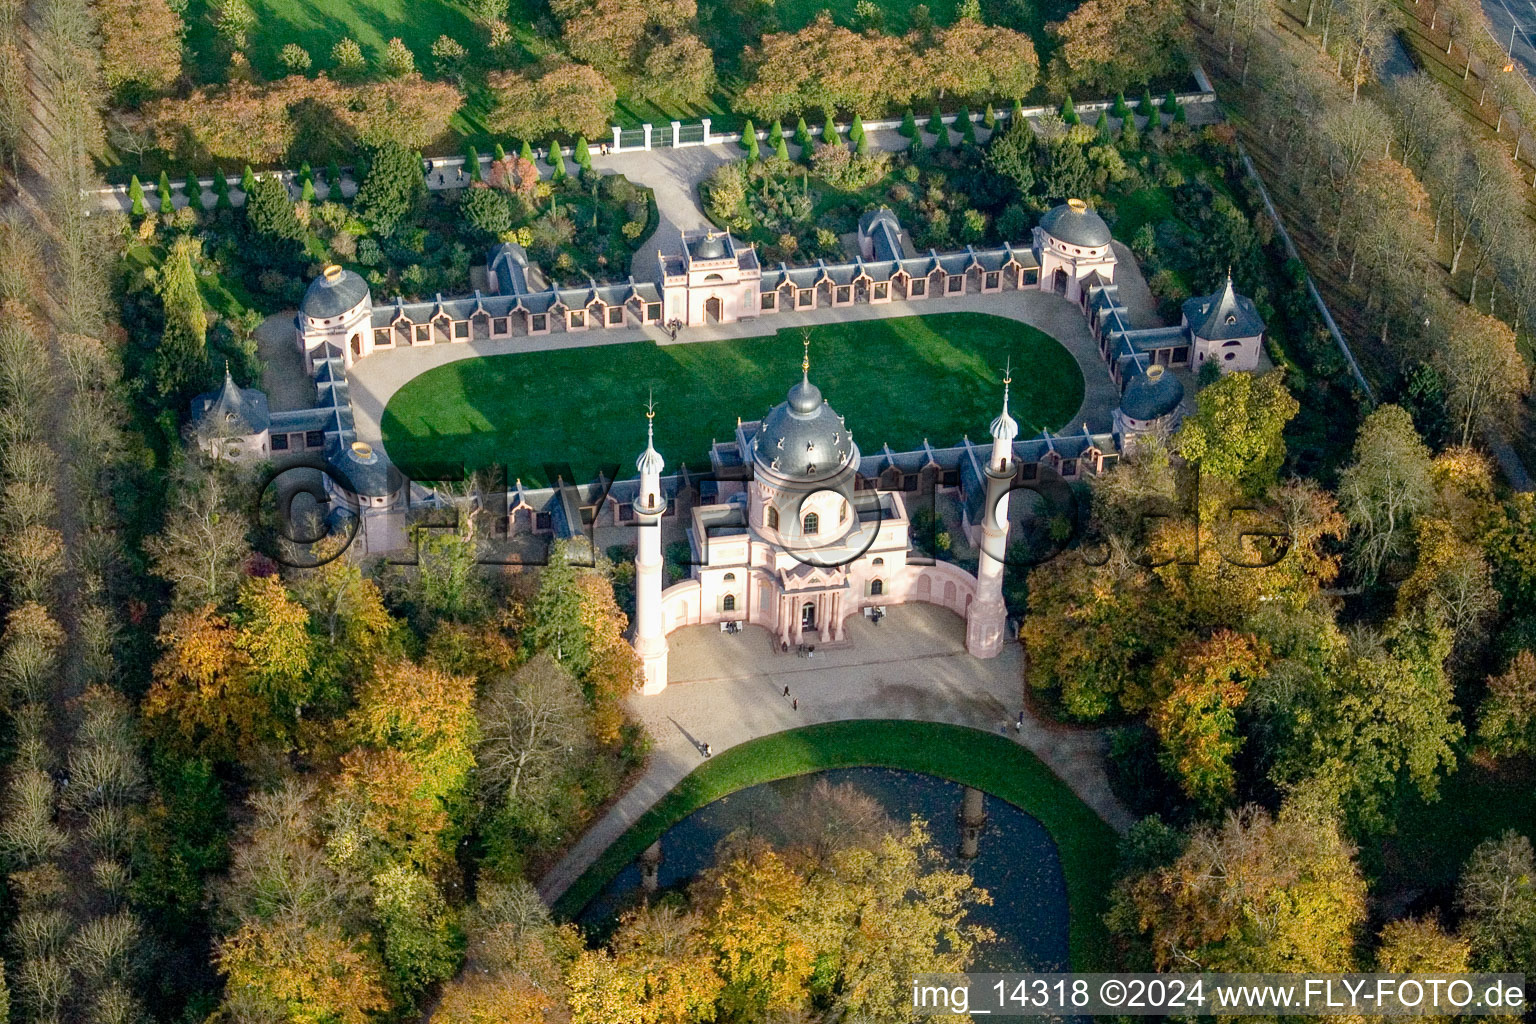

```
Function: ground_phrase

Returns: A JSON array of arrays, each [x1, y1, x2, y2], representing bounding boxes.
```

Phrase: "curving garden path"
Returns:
[[537, 603, 1135, 906]]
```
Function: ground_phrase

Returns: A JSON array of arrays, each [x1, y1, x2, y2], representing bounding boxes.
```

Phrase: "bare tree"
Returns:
[[476, 652, 592, 803]]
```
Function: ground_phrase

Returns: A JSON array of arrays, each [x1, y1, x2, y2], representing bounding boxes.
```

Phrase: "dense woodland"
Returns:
[[0, 0, 1533, 1018]]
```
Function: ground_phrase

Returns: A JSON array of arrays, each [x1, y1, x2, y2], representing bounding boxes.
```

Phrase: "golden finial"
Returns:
[[646, 388, 655, 422], [801, 332, 811, 379]]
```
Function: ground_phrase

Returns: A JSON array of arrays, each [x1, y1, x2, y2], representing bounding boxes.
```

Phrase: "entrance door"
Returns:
[[1053, 268, 1069, 295], [801, 601, 816, 631], [704, 296, 723, 323]]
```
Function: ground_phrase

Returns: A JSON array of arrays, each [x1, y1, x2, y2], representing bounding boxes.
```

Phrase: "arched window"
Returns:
[[767, 507, 779, 529], [803, 512, 819, 535], [872, 557, 884, 566], [723, 593, 736, 611], [871, 579, 884, 596], [723, 572, 736, 581], [839, 502, 847, 524]]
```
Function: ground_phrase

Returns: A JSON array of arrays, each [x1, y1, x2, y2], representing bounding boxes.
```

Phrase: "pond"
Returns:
[[576, 767, 1070, 972]]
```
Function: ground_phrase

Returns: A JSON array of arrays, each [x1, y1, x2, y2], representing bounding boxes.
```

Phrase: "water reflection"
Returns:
[[576, 767, 1069, 972]]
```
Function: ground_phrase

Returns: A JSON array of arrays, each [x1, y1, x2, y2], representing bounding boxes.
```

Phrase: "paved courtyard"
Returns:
[[537, 603, 1134, 905]]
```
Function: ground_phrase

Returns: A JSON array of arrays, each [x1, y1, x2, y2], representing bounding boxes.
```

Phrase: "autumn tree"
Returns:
[[1172, 370, 1299, 496], [144, 461, 251, 610], [1435, 309, 1528, 446], [1477, 651, 1536, 758], [1337, 404, 1434, 584], [432, 880, 577, 1023], [99, 0, 183, 101], [1457, 831, 1536, 972], [1375, 916, 1469, 1024], [1262, 613, 1460, 833], [1050, 0, 1186, 95], [1147, 630, 1269, 811], [1116, 793, 1366, 971], [739, 13, 916, 119], [635, 34, 717, 108], [143, 605, 266, 759], [217, 916, 389, 1024], [486, 59, 616, 141], [923, 17, 1039, 101], [568, 904, 723, 1024]]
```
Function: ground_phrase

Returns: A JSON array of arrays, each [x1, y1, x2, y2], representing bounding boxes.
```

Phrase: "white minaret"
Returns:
[[966, 363, 1018, 658], [633, 395, 669, 694]]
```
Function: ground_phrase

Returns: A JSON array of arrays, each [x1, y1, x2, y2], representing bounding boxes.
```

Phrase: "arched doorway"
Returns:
[[1052, 268, 1069, 295], [704, 296, 723, 322], [349, 333, 362, 358], [801, 601, 816, 631]]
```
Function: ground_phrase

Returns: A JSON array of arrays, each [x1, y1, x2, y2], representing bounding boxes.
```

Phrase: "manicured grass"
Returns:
[[183, 0, 494, 85], [380, 312, 1085, 484], [551, 720, 1122, 971]]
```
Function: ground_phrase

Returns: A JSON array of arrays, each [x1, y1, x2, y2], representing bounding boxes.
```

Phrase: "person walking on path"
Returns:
[[703, 742, 712, 758], [1015, 711, 1024, 733], [783, 685, 790, 698], [792, 698, 798, 711]]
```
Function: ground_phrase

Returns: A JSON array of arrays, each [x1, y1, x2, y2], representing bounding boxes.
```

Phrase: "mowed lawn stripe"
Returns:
[[380, 313, 1084, 485]]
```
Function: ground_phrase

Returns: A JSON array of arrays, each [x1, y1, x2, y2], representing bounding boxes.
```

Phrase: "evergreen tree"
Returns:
[[958, 107, 976, 145], [466, 145, 482, 181], [520, 139, 536, 165], [154, 235, 209, 399], [822, 108, 838, 147], [549, 142, 567, 181], [1095, 110, 1111, 141], [571, 136, 591, 176], [214, 169, 232, 211], [849, 114, 865, 147], [327, 159, 343, 197], [741, 120, 760, 161], [192, 170, 211, 210], [794, 116, 813, 161], [1173, 93, 1188, 124], [1113, 91, 1131, 118], [901, 108, 918, 139], [493, 142, 506, 163], [128, 174, 146, 217], [774, 132, 790, 162], [768, 119, 783, 148], [244, 174, 305, 243], [241, 164, 256, 196], [983, 103, 997, 132], [929, 104, 946, 145], [525, 541, 591, 674], [300, 175, 316, 203], [1141, 86, 1158, 127], [855, 127, 869, 156], [353, 142, 426, 237], [158, 170, 174, 214], [1011, 98, 1025, 127], [1060, 94, 1079, 125], [1121, 116, 1141, 149]]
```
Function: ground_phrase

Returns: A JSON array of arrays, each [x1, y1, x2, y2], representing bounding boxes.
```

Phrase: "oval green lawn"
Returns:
[[380, 313, 1085, 486], [551, 720, 1119, 972]]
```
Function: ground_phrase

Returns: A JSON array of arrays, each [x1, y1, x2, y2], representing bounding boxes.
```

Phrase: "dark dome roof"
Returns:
[[330, 440, 401, 498], [755, 374, 857, 480], [1039, 199, 1112, 248], [192, 368, 270, 436], [1120, 366, 1184, 421], [691, 232, 728, 260], [302, 265, 370, 318]]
